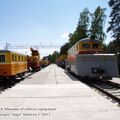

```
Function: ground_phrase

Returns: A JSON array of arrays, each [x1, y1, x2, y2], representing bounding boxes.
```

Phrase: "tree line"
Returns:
[[60, 6, 106, 55], [45, 0, 120, 64]]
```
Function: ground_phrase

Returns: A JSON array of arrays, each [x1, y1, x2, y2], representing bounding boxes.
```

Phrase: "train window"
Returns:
[[92, 43, 99, 48], [22, 56, 23, 61], [12, 55, 14, 61], [18, 55, 20, 61], [15, 55, 17, 62], [82, 44, 90, 48], [25, 57, 26, 61], [20, 56, 22, 61], [24, 57, 26, 61], [77, 44, 79, 51], [0, 55, 5, 62]]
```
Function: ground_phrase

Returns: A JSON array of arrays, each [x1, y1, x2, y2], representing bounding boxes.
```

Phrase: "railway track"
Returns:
[[57, 68, 120, 105], [0, 71, 36, 93], [80, 78, 120, 104], [66, 70, 120, 105]]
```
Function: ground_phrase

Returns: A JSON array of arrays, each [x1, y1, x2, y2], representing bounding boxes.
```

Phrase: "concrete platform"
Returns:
[[109, 77, 120, 84], [0, 64, 120, 120]]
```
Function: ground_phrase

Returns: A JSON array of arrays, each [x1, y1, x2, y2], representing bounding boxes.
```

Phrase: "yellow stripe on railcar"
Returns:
[[68, 38, 103, 56]]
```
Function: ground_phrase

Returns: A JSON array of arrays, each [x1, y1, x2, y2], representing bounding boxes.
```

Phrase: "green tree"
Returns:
[[69, 8, 90, 46], [105, 0, 120, 54], [107, 0, 120, 44], [89, 6, 106, 42], [49, 51, 59, 63], [105, 40, 120, 53], [60, 42, 70, 55], [106, 0, 120, 74], [77, 8, 90, 37]]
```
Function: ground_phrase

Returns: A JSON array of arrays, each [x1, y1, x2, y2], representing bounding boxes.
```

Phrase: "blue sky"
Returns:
[[0, 0, 111, 57]]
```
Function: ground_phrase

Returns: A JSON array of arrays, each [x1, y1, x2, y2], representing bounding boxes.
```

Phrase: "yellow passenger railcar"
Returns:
[[0, 50, 27, 79]]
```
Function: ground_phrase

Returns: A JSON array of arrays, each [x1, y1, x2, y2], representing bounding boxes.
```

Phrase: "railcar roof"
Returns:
[[68, 38, 101, 52], [78, 54, 116, 56], [0, 50, 11, 52], [0, 50, 26, 56], [79, 38, 101, 42]]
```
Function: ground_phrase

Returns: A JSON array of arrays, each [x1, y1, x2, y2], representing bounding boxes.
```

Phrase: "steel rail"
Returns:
[[87, 81, 120, 104], [80, 79, 120, 104]]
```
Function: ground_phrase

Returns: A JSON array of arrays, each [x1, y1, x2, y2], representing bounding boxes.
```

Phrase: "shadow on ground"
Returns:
[[64, 70, 79, 81], [0, 72, 36, 94]]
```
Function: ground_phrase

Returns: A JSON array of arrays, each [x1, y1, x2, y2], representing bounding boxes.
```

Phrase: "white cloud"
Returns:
[[61, 33, 69, 40]]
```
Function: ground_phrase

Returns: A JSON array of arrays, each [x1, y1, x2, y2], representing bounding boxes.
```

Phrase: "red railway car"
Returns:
[[27, 48, 41, 71]]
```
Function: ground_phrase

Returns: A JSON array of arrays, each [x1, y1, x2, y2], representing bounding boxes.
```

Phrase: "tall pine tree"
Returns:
[[107, 0, 120, 42], [69, 8, 90, 46], [90, 6, 106, 42], [77, 8, 90, 37]]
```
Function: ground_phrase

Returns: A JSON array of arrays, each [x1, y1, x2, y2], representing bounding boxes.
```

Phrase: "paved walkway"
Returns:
[[0, 64, 120, 120], [109, 77, 120, 84]]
